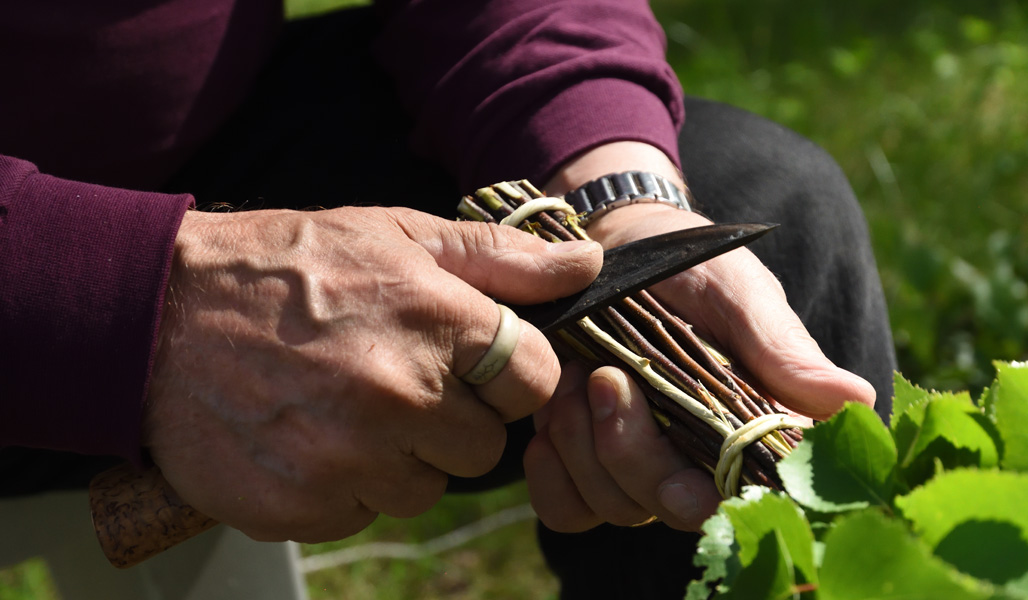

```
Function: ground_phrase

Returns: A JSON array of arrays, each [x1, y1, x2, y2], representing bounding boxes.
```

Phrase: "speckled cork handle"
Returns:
[[89, 463, 217, 568]]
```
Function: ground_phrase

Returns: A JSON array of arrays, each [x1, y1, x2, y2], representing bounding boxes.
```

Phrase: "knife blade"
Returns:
[[510, 222, 777, 333]]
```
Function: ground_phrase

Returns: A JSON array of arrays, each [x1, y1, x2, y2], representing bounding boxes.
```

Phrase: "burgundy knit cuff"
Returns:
[[0, 157, 192, 464], [467, 78, 683, 191]]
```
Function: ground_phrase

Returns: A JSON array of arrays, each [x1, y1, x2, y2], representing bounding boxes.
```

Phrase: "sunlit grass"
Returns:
[[652, 0, 1028, 390], [284, 0, 368, 20], [0, 559, 59, 600]]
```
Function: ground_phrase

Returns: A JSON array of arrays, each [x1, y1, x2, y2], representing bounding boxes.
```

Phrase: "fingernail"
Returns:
[[546, 240, 599, 254], [588, 375, 617, 422], [658, 483, 700, 522]]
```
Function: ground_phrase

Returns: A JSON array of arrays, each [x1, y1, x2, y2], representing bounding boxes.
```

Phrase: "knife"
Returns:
[[514, 222, 776, 333], [88, 222, 776, 568]]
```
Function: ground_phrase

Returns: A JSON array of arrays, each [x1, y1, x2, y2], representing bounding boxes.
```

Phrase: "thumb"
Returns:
[[395, 209, 603, 304], [664, 250, 876, 421]]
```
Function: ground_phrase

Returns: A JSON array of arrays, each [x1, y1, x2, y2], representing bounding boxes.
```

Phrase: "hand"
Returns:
[[524, 142, 875, 532], [143, 206, 602, 543]]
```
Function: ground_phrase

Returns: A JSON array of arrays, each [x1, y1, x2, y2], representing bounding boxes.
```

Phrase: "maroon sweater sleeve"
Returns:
[[0, 156, 192, 463], [374, 0, 685, 191]]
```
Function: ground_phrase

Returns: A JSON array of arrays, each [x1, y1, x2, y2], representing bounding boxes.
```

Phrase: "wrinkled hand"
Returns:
[[144, 206, 602, 543], [524, 143, 876, 533]]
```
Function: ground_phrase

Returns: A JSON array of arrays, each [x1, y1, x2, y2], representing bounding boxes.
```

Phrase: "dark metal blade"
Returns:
[[510, 222, 777, 333]]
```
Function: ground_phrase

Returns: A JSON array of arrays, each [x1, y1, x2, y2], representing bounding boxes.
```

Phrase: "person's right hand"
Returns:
[[142, 206, 602, 543]]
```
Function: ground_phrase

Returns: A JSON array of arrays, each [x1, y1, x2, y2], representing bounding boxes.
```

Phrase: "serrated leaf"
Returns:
[[892, 378, 973, 454], [895, 469, 1028, 593], [990, 362, 1028, 471], [720, 488, 818, 586], [721, 530, 795, 600], [897, 396, 999, 487], [979, 384, 995, 418], [779, 403, 897, 512], [687, 488, 819, 600], [687, 511, 738, 600], [892, 372, 933, 423], [819, 510, 992, 600]]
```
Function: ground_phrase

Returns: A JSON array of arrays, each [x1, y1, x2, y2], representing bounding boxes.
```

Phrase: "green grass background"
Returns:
[[3, 0, 1025, 598]]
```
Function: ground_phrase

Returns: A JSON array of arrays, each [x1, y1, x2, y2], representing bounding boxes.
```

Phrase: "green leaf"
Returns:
[[989, 362, 1028, 471], [897, 396, 999, 487], [896, 469, 1028, 593], [686, 511, 738, 600], [721, 530, 795, 600], [721, 488, 818, 587], [778, 403, 897, 512], [891, 376, 970, 455], [819, 510, 992, 600], [688, 488, 818, 600], [892, 371, 932, 423]]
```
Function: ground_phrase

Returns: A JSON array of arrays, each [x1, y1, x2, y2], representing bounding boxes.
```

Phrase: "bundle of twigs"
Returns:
[[458, 180, 806, 498]]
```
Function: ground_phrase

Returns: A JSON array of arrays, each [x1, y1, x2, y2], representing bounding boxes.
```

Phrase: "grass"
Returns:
[[652, 0, 1028, 393], [2, 0, 1025, 598], [303, 484, 555, 600], [0, 559, 59, 600]]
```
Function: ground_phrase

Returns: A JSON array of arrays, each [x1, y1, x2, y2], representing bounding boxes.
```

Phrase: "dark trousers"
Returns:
[[2, 7, 896, 598]]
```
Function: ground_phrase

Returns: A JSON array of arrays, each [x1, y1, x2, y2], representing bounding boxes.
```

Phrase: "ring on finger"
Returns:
[[460, 304, 520, 386]]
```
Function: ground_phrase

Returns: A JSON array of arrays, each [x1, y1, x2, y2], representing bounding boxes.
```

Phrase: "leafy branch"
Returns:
[[687, 362, 1028, 600]]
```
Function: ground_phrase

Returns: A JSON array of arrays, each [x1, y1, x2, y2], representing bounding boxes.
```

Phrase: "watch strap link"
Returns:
[[564, 171, 691, 226]]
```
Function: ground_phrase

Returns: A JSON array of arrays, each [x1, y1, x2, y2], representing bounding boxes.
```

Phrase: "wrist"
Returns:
[[544, 141, 692, 228], [563, 170, 691, 228], [544, 141, 685, 196]]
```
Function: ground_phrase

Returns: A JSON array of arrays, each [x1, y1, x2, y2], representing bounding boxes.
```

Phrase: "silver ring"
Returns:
[[460, 304, 521, 386]]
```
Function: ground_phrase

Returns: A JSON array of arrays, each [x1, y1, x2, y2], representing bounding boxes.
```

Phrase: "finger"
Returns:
[[350, 455, 450, 519], [588, 367, 719, 530], [587, 208, 875, 421], [438, 290, 562, 422], [657, 469, 725, 532], [523, 424, 603, 533], [657, 251, 875, 420], [464, 309, 562, 422], [246, 505, 378, 544], [544, 366, 652, 527], [335, 335, 510, 478], [402, 384, 509, 477], [392, 208, 604, 304]]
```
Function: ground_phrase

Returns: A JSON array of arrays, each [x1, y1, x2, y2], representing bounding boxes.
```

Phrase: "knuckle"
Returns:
[[390, 471, 448, 518], [545, 407, 587, 451], [470, 427, 508, 474]]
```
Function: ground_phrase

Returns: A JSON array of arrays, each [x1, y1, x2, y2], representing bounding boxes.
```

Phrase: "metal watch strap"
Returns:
[[564, 171, 691, 226]]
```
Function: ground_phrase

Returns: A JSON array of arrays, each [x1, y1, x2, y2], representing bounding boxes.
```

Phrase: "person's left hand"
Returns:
[[523, 142, 875, 533]]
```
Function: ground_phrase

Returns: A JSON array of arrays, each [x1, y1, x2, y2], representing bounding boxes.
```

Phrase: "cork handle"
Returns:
[[89, 463, 218, 568]]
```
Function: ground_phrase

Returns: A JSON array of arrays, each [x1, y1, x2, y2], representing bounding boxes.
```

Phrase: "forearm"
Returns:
[[543, 141, 684, 196]]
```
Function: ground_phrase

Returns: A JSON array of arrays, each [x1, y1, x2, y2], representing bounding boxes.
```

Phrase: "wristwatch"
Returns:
[[563, 171, 691, 226]]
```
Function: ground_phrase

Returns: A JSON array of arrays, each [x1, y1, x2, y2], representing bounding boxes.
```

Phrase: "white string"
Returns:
[[714, 413, 806, 497], [499, 197, 576, 228]]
